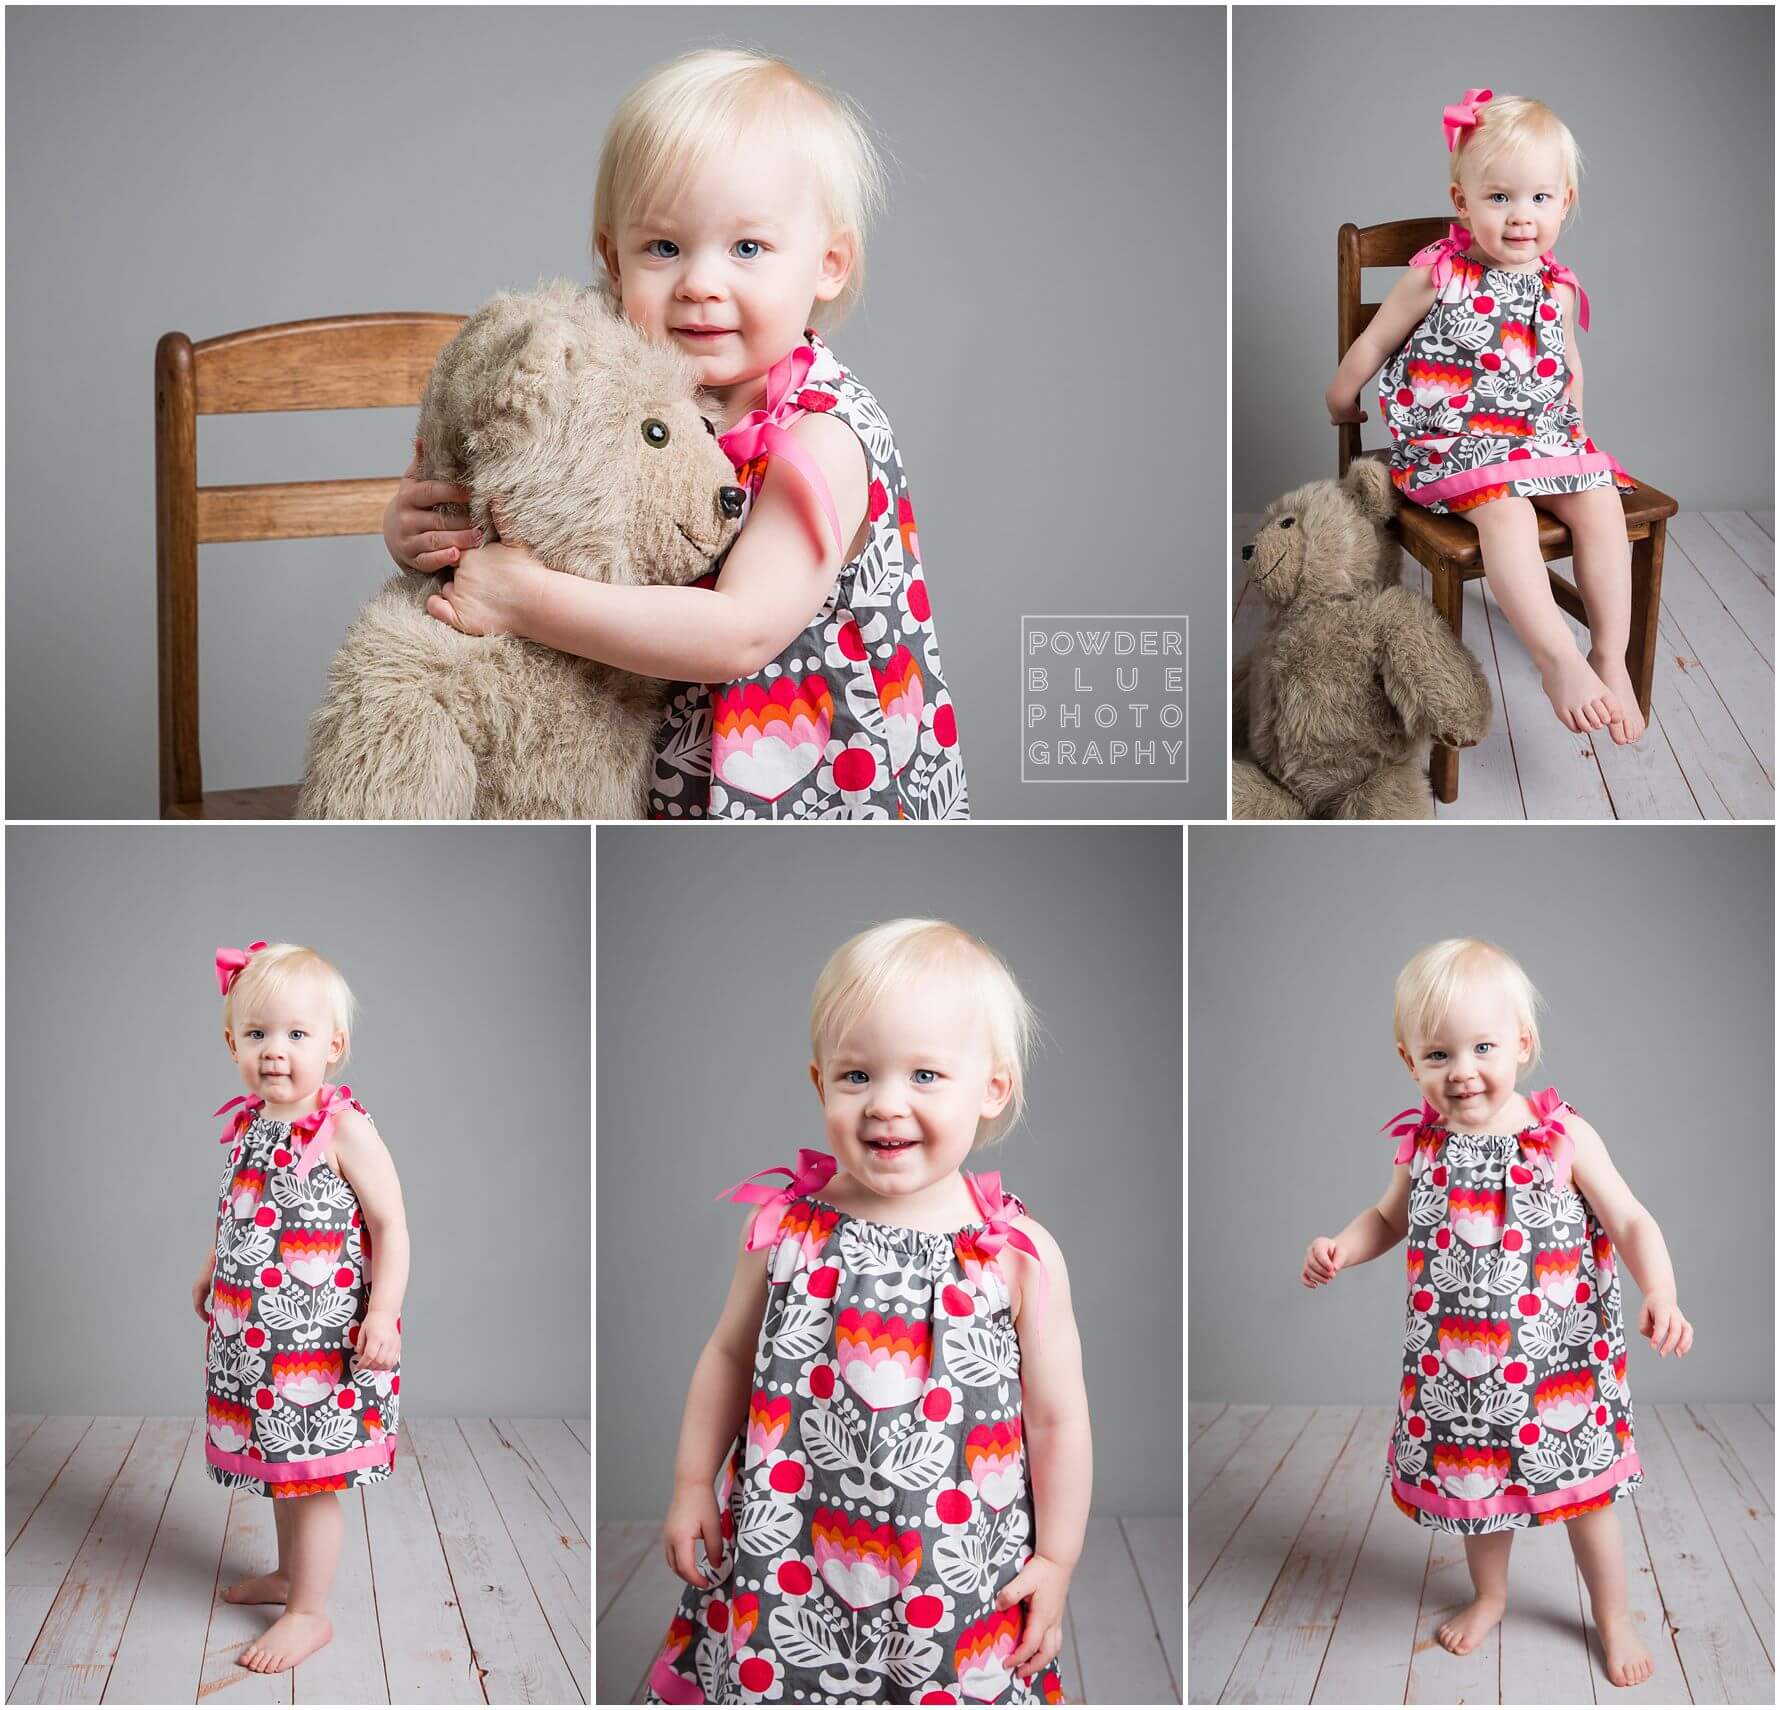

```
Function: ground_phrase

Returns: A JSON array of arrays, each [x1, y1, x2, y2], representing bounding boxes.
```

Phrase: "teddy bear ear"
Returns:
[[1343, 456, 1398, 521]]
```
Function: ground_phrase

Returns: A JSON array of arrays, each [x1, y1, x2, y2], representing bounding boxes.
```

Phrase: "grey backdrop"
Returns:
[[1188, 825, 1774, 1405], [594, 824, 1184, 1520], [1233, 6, 1775, 512], [7, 6, 1223, 821], [5, 824, 592, 1415]]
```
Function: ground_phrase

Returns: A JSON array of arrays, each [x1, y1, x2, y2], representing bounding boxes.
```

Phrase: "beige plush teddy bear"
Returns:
[[1233, 460, 1493, 819], [297, 278, 744, 819]]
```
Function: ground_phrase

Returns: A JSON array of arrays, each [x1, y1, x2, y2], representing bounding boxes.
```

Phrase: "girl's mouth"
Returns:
[[866, 1138, 920, 1153]]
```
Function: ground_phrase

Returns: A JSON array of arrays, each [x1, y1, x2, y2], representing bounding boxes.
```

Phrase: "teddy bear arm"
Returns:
[[1375, 592, 1494, 748], [1232, 652, 1253, 757]]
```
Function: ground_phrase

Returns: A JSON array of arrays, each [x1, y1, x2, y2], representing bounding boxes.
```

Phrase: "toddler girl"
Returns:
[[194, 941, 409, 1673], [1326, 91, 1646, 745], [645, 919, 1090, 1703], [1303, 938, 1692, 1688], [384, 49, 968, 821]]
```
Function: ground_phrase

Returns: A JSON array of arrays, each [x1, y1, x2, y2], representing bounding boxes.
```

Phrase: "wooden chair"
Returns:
[[155, 310, 464, 817], [1338, 218, 1677, 803]]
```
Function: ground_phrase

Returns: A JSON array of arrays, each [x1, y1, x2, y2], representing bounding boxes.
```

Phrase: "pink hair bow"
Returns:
[[719, 1147, 839, 1252], [1519, 1086, 1573, 1190], [214, 1093, 265, 1146], [1382, 1100, 1443, 1165], [1443, 87, 1493, 153], [716, 343, 845, 555], [215, 941, 267, 996], [1539, 256, 1591, 333], [290, 1083, 361, 1179], [964, 1171, 1050, 1332]]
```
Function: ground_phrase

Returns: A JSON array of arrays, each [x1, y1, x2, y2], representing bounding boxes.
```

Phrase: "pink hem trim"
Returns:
[[206, 1434, 396, 1482], [1402, 451, 1622, 508], [649, 1654, 705, 1704], [1389, 1436, 1642, 1518]]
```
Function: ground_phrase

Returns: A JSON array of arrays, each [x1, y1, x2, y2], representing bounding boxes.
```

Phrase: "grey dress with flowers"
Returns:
[[644, 1175, 1062, 1705]]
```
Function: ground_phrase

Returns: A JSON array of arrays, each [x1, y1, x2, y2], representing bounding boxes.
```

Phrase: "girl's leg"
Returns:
[[1530, 487, 1644, 744], [238, 1492, 340, 1673], [1435, 1527, 1513, 1656], [223, 1493, 295, 1604], [1565, 1503, 1654, 1687], [1466, 495, 1619, 734]]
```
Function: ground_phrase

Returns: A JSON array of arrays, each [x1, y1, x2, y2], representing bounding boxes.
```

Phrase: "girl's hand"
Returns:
[[1302, 1236, 1345, 1288], [663, 1478, 727, 1589], [386, 437, 481, 574], [1639, 1295, 1693, 1358], [192, 1261, 215, 1324], [1325, 384, 1368, 427], [352, 1309, 402, 1373], [427, 497, 548, 638], [998, 1552, 1072, 1682]]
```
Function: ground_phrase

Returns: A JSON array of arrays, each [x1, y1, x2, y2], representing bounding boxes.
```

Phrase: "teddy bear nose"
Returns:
[[1241, 544, 1254, 561], [719, 486, 746, 519]]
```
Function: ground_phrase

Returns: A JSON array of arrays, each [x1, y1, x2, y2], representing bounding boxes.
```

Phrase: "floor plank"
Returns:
[[7, 1419, 94, 1552], [1582, 1491, 1690, 1705], [1694, 1403, 1775, 1515], [596, 1521, 656, 1624], [1308, 1476, 1431, 1704], [462, 1419, 590, 1703], [1124, 1516, 1183, 1698], [1188, 1407, 1273, 1509], [1072, 1514, 1178, 1704], [1190, 1408, 1313, 1598], [1690, 513, 1775, 661], [197, 1487, 288, 1703], [505, 1418, 590, 1547], [1748, 511, 1775, 542], [1650, 606, 1775, 817], [1664, 518, 1775, 773], [1188, 1405, 1228, 1450], [8, 1419, 46, 1466], [596, 1535, 681, 1706], [563, 1418, 592, 1456], [409, 1418, 581, 1704]]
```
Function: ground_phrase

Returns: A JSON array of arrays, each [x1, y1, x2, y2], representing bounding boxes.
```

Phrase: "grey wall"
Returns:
[[1233, 6, 1775, 512], [595, 824, 1183, 1520], [1188, 825, 1774, 1404], [5, 825, 591, 1415], [7, 5, 1224, 820]]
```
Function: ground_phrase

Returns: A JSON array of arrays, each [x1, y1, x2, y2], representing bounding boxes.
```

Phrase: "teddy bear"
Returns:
[[296, 278, 744, 819], [1232, 459, 1493, 819]]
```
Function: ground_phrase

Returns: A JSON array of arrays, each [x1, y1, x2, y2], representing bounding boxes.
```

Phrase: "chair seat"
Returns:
[[167, 784, 299, 819], [1357, 451, 1679, 573]]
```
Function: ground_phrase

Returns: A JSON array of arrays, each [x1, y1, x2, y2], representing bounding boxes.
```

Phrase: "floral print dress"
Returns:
[[648, 332, 969, 822], [203, 1084, 400, 1497], [1387, 1089, 1641, 1534], [1378, 227, 1637, 516], [646, 1155, 1062, 1704]]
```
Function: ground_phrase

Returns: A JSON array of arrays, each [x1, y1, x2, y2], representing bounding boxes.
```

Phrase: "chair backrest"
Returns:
[[1336, 217, 1449, 477], [154, 310, 464, 817]]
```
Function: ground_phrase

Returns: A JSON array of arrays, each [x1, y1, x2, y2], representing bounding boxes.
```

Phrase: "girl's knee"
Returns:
[[1469, 495, 1536, 537]]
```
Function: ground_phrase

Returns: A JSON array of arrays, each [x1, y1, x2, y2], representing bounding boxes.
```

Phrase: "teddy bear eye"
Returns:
[[1280, 516, 1296, 528], [702, 417, 717, 438], [642, 419, 670, 448]]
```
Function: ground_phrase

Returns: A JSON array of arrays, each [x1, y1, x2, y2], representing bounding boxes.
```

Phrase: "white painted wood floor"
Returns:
[[1188, 1402, 1773, 1704], [599, 1514, 1182, 1705], [6, 1415, 589, 1704], [1231, 510, 1775, 819]]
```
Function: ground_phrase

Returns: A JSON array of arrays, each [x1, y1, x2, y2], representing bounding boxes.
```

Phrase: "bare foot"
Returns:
[[1538, 648, 1620, 735], [1588, 648, 1647, 744], [222, 1570, 290, 1605], [1598, 1607, 1654, 1687], [238, 1610, 332, 1673], [1436, 1593, 1506, 1656]]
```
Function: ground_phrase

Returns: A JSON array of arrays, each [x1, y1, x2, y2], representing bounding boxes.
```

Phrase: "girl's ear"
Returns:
[[1448, 180, 1467, 223], [812, 227, 858, 306], [809, 1060, 825, 1102], [1397, 1041, 1417, 1076], [223, 1027, 238, 1061], [980, 1064, 1014, 1120], [328, 1030, 347, 1068], [1517, 1028, 1533, 1065]]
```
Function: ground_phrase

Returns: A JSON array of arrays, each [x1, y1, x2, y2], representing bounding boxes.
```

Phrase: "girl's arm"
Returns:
[[1555, 283, 1585, 424], [429, 411, 869, 683], [1308, 1164, 1412, 1285], [329, 1110, 410, 1371], [999, 1216, 1090, 1684], [1325, 269, 1439, 423], [663, 1217, 772, 1587], [1566, 1112, 1693, 1355]]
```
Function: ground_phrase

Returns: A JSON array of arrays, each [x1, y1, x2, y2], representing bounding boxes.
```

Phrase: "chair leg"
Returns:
[[1429, 567, 1463, 804], [1626, 522, 1665, 720]]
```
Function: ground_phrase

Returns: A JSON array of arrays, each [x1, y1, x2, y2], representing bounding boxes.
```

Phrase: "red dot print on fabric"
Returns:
[[254, 1207, 276, 1227], [778, 1560, 812, 1595], [837, 622, 867, 663], [833, 748, 877, 792], [707, 1600, 729, 1632], [810, 1365, 836, 1400], [906, 1595, 945, 1629], [943, 1286, 974, 1318], [907, 581, 931, 623], [933, 704, 958, 748], [935, 1488, 972, 1524], [1473, 296, 1494, 314], [769, 1461, 805, 1495], [808, 1267, 839, 1300], [738, 1658, 774, 1692], [924, 1389, 954, 1422]]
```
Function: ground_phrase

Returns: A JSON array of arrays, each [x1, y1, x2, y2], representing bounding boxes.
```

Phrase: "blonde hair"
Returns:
[[592, 47, 892, 335], [1450, 93, 1583, 222], [222, 942, 358, 1066], [1393, 938, 1543, 1072], [810, 919, 1037, 1146]]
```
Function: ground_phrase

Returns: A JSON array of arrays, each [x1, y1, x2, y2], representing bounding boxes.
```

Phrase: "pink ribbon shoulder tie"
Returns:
[[1539, 255, 1592, 333], [1408, 226, 1482, 299], [1519, 1086, 1573, 1191], [1443, 87, 1493, 153], [718, 1147, 839, 1252], [963, 1170, 1050, 1332], [215, 941, 267, 996], [716, 341, 846, 556], [290, 1083, 362, 1179], [1382, 1099, 1443, 1165], [214, 1093, 265, 1147]]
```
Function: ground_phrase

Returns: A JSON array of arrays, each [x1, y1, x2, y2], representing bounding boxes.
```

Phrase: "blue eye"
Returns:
[[841, 1070, 868, 1086], [1533, 193, 1551, 204], [246, 1028, 264, 1040], [912, 1069, 939, 1086], [644, 239, 679, 259], [1475, 1042, 1493, 1055], [290, 1030, 307, 1041], [735, 239, 762, 259], [1426, 1049, 1447, 1062]]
